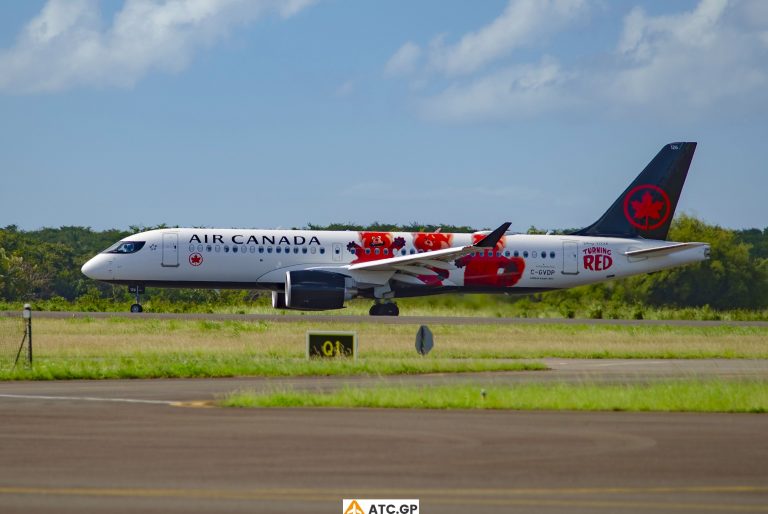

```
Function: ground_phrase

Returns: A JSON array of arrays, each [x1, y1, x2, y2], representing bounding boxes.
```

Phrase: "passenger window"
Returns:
[[350, 248, 356, 254], [514, 250, 519, 257], [206, 245, 212, 252], [523, 251, 529, 258], [401, 249, 406, 256], [232, 246, 238, 253], [542, 250, 546, 258], [310, 247, 316, 254], [504, 250, 510, 257], [410, 249, 415, 255], [189, 244, 195, 252], [320, 248, 326, 254], [302, 247, 308, 254], [532, 251, 537, 258], [197, 244, 203, 252], [374, 248, 380, 255], [365, 248, 371, 255], [550, 251, 555, 258], [384, 249, 389, 255], [267, 247, 273, 253], [294, 247, 299, 254], [276, 247, 281, 254], [259, 247, 264, 254], [215, 245, 220, 253], [224, 245, 230, 253]]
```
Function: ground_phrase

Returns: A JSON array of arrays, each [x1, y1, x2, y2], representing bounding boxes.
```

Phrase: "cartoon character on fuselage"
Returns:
[[347, 232, 406, 264], [454, 235, 525, 288], [412, 231, 453, 286]]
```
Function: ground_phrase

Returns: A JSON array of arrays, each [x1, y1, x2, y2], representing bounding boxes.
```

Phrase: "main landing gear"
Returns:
[[369, 302, 399, 316], [128, 284, 145, 313]]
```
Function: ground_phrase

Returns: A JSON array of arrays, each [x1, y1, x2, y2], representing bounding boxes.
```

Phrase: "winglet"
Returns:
[[474, 222, 511, 248]]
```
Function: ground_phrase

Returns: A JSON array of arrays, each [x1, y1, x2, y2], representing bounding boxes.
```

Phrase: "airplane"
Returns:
[[81, 142, 709, 316]]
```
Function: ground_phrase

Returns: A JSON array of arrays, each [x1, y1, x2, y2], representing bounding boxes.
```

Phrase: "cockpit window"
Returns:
[[105, 241, 145, 254]]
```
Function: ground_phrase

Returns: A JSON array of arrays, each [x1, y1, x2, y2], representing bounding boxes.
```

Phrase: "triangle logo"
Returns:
[[344, 500, 365, 514]]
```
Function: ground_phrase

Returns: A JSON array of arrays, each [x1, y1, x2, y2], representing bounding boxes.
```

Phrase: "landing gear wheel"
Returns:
[[128, 284, 145, 313], [369, 302, 399, 316], [384, 303, 399, 316]]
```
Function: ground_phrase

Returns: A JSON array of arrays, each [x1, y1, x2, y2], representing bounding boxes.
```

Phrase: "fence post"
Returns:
[[22, 304, 32, 365]]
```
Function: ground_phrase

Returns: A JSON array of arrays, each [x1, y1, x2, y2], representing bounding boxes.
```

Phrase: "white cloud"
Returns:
[[384, 41, 422, 76], [426, 0, 587, 76], [421, 57, 572, 122], [336, 79, 355, 97], [389, 0, 768, 122], [610, 0, 768, 107], [0, 0, 316, 93]]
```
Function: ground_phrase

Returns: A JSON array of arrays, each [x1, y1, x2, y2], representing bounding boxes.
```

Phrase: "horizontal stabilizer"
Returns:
[[624, 242, 708, 258]]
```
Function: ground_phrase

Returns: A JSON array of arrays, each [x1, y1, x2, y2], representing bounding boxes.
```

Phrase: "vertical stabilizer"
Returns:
[[572, 142, 696, 240]]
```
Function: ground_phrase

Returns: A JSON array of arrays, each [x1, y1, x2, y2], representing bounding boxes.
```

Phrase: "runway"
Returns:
[[2, 310, 767, 327], [1, 360, 767, 513]]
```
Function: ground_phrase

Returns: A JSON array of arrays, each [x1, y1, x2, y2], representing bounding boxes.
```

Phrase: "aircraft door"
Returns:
[[562, 241, 578, 275], [332, 243, 343, 262], [162, 233, 179, 267]]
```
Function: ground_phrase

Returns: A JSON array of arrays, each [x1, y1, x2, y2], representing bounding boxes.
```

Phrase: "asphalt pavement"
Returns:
[[0, 359, 767, 513]]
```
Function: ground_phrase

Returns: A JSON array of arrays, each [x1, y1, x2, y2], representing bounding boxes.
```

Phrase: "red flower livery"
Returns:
[[412, 231, 454, 285], [347, 232, 406, 264], [455, 234, 524, 288]]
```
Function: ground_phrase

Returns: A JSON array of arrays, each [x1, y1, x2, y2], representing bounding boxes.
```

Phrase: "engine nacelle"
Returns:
[[285, 270, 356, 310], [271, 291, 286, 309]]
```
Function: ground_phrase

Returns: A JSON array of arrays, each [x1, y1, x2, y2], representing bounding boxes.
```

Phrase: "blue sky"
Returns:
[[0, 0, 766, 232]]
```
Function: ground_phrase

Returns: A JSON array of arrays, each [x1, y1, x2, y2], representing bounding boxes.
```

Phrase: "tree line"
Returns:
[[0, 216, 766, 311]]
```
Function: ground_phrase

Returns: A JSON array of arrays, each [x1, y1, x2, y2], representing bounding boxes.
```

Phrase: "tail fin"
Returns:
[[572, 142, 697, 240]]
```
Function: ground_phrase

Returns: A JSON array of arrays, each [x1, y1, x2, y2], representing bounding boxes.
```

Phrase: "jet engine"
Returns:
[[271, 291, 287, 309], [285, 270, 357, 310]]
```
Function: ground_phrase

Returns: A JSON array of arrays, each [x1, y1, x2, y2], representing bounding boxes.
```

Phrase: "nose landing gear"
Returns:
[[128, 284, 145, 313], [369, 301, 399, 316]]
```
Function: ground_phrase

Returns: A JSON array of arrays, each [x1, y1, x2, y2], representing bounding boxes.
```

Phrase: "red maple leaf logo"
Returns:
[[630, 191, 665, 228], [623, 184, 671, 232], [189, 253, 203, 266]]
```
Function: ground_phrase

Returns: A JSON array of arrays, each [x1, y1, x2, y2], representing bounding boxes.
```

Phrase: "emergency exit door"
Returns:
[[162, 233, 179, 267], [562, 241, 579, 275]]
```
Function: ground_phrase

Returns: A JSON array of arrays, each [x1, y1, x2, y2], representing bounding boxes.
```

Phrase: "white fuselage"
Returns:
[[81, 228, 709, 301]]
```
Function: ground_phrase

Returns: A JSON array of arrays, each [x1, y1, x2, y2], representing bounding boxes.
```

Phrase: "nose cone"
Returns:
[[81, 255, 113, 281]]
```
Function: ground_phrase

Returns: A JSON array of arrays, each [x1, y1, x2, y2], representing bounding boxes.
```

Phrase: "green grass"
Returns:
[[3, 295, 768, 320], [222, 380, 768, 413], [1, 316, 765, 380], [0, 356, 546, 380]]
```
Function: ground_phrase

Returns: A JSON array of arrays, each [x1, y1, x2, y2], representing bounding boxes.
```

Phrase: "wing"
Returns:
[[346, 222, 511, 281]]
